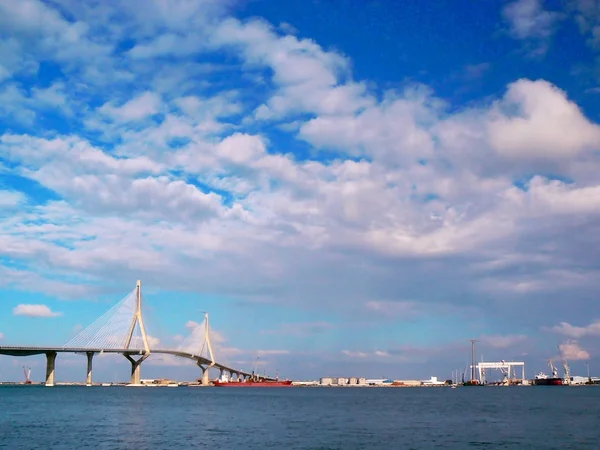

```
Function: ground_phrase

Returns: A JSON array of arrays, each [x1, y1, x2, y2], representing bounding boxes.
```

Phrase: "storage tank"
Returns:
[[357, 377, 367, 385], [337, 377, 348, 385], [320, 377, 333, 386], [348, 377, 358, 385]]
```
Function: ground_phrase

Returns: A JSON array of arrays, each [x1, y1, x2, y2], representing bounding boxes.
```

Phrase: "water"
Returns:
[[1, 386, 599, 449]]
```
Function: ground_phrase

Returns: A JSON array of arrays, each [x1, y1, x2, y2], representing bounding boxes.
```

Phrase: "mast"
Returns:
[[470, 339, 477, 382]]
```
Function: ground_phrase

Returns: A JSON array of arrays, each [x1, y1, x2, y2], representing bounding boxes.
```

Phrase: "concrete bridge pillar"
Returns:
[[86, 352, 94, 386], [219, 368, 224, 380], [123, 354, 147, 385], [197, 362, 211, 385], [45, 351, 57, 387]]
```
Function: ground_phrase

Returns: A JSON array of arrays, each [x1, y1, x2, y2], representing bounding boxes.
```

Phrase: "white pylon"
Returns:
[[124, 280, 151, 354], [199, 312, 215, 366]]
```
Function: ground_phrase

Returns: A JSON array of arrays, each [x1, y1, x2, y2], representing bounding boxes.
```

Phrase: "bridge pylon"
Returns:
[[122, 280, 151, 384], [124, 280, 151, 354], [62, 279, 153, 385], [197, 312, 216, 385]]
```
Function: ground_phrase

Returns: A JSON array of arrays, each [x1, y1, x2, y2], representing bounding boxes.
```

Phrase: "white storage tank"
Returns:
[[357, 377, 367, 385], [348, 377, 358, 385], [320, 377, 333, 386], [337, 377, 348, 385]]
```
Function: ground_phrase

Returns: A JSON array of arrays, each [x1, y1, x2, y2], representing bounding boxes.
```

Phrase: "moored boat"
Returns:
[[532, 372, 564, 386], [532, 359, 568, 386]]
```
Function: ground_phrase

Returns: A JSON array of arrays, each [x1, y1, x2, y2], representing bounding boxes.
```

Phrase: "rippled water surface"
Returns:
[[1, 385, 599, 449]]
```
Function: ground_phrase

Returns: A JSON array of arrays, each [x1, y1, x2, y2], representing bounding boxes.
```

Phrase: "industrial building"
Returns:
[[319, 377, 367, 386]]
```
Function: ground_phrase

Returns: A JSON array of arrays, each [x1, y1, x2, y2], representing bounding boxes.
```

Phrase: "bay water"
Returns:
[[1, 385, 599, 449]]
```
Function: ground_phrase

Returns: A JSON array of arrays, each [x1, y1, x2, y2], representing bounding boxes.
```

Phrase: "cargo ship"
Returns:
[[533, 372, 564, 386], [532, 359, 568, 386], [213, 378, 293, 387]]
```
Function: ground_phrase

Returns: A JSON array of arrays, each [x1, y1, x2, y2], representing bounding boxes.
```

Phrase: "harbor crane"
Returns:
[[556, 345, 572, 385]]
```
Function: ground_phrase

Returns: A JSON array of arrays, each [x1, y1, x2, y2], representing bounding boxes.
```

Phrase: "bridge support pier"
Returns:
[[124, 354, 148, 385], [45, 351, 57, 387], [197, 362, 214, 385], [86, 352, 94, 386]]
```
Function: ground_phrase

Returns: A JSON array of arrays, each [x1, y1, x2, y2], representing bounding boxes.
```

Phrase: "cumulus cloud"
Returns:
[[558, 340, 590, 360], [486, 79, 600, 159], [550, 320, 600, 339], [13, 304, 62, 318]]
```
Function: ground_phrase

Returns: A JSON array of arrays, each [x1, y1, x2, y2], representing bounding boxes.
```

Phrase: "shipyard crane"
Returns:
[[548, 359, 559, 378], [557, 345, 572, 385], [498, 360, 509, 384], [22, 366, 31, 385]]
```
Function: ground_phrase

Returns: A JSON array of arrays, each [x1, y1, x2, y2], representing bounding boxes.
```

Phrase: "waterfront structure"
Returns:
[[392, 380, 422, 387], [421, 376, 446, 386], [0, 280, 273, 386], [476, 361, 525, 385]]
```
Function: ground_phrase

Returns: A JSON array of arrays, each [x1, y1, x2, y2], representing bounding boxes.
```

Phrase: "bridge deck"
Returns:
[[0, 346, 256, 378]]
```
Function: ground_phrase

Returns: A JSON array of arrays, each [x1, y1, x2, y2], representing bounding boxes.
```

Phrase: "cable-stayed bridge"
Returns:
[[0, 281, 264, 386]]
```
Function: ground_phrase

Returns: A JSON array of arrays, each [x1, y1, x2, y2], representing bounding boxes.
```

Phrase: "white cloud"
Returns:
[[0, 190, 26, 207], [217, 133, 267, 164], [13, 304, 63, 318], [212, 17, 372, 120], [486, 79, 600, 159], [550, 320, 600, 339], [99, 91, 162, 122], [503, 0, 561, 55], [0, 332, 4, 340], [569, 0, 600, 49], [558, 340, 590, 360]]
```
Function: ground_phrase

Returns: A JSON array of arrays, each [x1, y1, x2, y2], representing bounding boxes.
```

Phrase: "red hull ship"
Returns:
[[213, 367, 293, 387], [213, 379, 293, 387]]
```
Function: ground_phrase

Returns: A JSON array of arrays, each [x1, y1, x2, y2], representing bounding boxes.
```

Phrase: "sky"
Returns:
[[0, 0, 600, 383]]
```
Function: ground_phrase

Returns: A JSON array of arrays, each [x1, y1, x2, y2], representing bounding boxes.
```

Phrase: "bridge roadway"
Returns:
[[0, 346, 267, 386]]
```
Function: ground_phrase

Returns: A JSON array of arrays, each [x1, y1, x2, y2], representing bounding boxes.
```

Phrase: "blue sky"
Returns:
[[1, 0, 600, 383]]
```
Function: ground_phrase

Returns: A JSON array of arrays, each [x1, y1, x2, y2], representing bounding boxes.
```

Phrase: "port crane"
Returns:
[[22, 366, 32, 384], [548, 359, 559, 378], [556, 345, 571, 385]]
